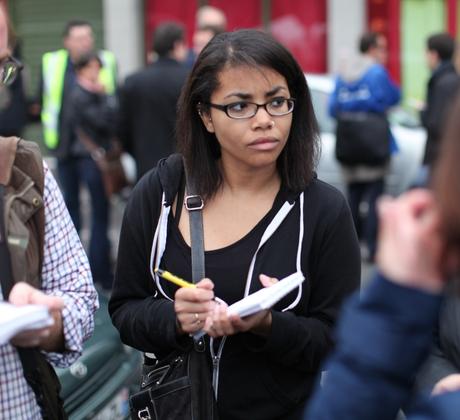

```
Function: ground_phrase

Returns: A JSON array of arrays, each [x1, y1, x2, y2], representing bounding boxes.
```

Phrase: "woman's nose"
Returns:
[[252, 106, 273, 129]]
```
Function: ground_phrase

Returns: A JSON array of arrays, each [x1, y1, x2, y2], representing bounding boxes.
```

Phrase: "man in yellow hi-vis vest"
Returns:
[[40, 20, 117, 290]]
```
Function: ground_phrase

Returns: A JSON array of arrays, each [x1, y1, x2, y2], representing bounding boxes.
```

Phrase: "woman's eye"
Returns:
[[227, 102, 248, 113], [270, 98, 286, 108]]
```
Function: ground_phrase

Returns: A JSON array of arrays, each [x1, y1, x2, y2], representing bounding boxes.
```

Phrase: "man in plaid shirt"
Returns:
[[0, 5, 98, 418]]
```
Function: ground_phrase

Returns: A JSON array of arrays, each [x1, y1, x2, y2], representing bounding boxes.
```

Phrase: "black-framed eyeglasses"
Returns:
[[205, 97, 295, 119], [0, 56, 23, 86]]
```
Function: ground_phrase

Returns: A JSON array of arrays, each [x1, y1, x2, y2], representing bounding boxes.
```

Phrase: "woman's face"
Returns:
[[200, 65, 293, 171], [79, 59, 101, 83]]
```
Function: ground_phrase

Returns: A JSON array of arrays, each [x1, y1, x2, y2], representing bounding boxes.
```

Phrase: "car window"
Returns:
[[310, 88, 336, 133]]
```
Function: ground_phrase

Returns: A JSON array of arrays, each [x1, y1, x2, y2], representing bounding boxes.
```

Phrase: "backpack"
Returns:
[[0, 136, 67, 420]]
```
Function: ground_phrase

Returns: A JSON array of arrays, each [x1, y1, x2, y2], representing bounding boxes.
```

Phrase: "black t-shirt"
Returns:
[[160, 188, 287, 305]]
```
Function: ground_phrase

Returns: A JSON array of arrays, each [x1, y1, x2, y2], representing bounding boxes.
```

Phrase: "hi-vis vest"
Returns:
[[41, 49, 117, 150]]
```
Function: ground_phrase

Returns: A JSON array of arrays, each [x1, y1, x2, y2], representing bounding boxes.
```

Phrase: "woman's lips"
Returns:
[[247, 137, 279, 151]]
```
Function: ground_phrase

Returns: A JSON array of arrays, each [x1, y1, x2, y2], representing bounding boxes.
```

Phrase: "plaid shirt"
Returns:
[[0, 163, 98, 419]]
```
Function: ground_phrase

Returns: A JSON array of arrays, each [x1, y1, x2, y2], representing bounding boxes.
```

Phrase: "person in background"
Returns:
[[418, 32, 460, 185], [185, 5, 227, 67], [0, 42, 27, 137], [109, 29, 360, 420], [329, 32, 400, 262], [118, 22, 188, 180], [38, 20, 117, 233], [0, 5, 98, 418], [67, 51, 118, 290], [415, 35, 460, 389], [305, 92, 460, 420]]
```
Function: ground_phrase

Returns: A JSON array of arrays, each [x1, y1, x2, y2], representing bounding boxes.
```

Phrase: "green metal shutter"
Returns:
[[9, 0, 104, 95], [8, 0, 104, 147], [401, 0, 445, 105]]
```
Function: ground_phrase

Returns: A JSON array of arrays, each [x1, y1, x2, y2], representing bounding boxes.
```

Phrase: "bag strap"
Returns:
[[0, 183, 66, 420], [76, 128, 105, 160], [182, 160, 205, 283], [182, 160, 208, 350]]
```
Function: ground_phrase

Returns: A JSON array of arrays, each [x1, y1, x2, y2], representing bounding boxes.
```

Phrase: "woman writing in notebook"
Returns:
[[109, 29, 360, 419]]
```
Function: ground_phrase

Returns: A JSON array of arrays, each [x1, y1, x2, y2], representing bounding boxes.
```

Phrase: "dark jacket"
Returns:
[[304, 274, 460, 420], [109, 155, 361, 420], [118, 58, 188, 179], [0, 75, 27, 137], [421, 61, 460, 165], [416, 283, 460, 392], [69, 84, 118, 157]]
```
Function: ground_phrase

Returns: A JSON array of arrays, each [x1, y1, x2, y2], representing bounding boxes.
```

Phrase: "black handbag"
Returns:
[[335, 111, 391, 166], [129, 161, 218, 420]]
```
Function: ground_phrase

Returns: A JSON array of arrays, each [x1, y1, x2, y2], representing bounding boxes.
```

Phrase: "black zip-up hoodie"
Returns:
[[109, 154, 360, 420]]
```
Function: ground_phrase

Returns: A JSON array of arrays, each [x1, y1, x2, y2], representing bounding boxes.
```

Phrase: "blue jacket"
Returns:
[[304, 274, 460, 420], [329, 63, 401, 117]]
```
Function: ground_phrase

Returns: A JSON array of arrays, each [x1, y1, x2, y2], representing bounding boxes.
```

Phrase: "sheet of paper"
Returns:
[[227, 271, 305, 317], [192, 271, 305, 340], [0, 302, 53, 345]]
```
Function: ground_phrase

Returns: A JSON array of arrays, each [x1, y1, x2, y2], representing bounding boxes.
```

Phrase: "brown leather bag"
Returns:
[[78, 129, 128, 198]]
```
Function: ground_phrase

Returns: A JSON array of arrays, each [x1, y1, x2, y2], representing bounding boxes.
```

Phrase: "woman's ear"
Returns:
[[198, 106, 215, 133]]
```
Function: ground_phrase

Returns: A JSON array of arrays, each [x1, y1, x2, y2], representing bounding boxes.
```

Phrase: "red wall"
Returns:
[[367, 0, 401, 83], [145, 0, 327, 72], [209, 0, 262, 30], [271, 0, 327, 73]]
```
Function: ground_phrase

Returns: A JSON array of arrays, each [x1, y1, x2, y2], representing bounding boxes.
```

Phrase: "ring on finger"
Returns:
[[194, 313, 201, 326]]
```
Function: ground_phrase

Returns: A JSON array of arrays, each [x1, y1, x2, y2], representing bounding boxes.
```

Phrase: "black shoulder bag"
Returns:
[[335, 111, 391, 166], [0, 184, 67, 420], [129, 161, 218, 420]]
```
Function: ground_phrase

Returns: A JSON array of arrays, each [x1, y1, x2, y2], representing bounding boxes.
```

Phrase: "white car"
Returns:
[[306, 74, 427, 196]]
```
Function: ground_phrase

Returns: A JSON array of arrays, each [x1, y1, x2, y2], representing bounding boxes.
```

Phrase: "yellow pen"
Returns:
[[155, 268, 197, 288]]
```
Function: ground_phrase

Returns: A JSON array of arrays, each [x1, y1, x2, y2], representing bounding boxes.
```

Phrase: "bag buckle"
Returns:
[[137, 407, 152, 420], [184, 195, 204, 211]]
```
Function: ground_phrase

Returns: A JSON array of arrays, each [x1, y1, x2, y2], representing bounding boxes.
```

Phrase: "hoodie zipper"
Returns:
[[210, 336, 226, 400]]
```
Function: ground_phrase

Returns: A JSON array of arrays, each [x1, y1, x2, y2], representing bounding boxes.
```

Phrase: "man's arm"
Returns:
[[25, 163, 98, 367]]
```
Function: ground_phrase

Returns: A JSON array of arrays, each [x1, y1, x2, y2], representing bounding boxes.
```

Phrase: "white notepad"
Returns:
[[0, 302, 54, 345], [227, 271, 305, 317]]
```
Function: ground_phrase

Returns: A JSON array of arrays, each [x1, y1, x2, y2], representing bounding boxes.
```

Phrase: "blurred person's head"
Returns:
[[193, 24, 225, 56], [432, 93, 460, 268], [426, 33, 456, 71], [0, 4, 8, 56], [152, 22, 187, 62], [196, 6, 227, 32], [176, 29, 319, 199], [0, 5, 22, 86], [359, 32, 388, 65], [74, 51, 102, 83], [63, 20, 94, 62]]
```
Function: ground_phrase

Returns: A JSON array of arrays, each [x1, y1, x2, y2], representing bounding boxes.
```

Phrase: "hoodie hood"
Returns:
[[156, 153, 184, 206], [338, 54, 376, 83]]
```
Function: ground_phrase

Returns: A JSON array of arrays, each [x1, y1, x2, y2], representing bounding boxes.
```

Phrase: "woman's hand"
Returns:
[[376, 189, 444, 293], [174, 278, 216, 335], [203, 274, 277, 338], [432, 374, 460, 396]]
